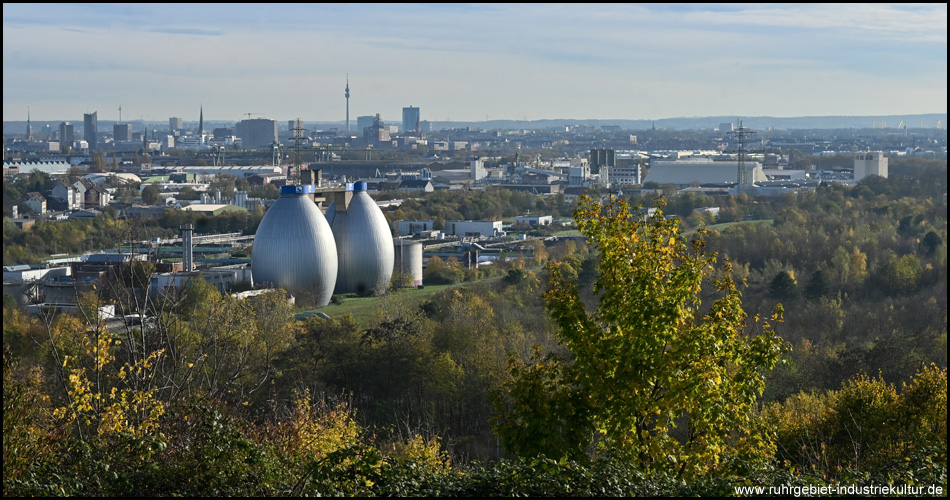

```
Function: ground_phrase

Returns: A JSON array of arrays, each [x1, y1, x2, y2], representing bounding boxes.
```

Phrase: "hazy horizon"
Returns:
[[4, 4, 946, 123]]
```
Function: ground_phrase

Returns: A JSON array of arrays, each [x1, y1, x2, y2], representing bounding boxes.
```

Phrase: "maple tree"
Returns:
[[495, 195, 789, 477]]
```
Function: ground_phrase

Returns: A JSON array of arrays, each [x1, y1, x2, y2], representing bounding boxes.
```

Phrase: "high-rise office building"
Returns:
[[84, 111, 98, 151], [169, 116, 183, 131], [113, 123, 132, 142], [589, 148, 616, 175], [402, 106, 420, 135], [59, 122, 74, 148], [363, 114, 391, 145], [237, 118, 278, 149], [356, 115, 375, 135]]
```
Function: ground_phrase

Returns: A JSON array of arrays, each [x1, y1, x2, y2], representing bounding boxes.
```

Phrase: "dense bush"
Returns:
[[765, 364, 947, 476]]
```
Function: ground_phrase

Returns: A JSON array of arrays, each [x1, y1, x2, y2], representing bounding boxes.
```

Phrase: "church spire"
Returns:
[[199, 105, 204, 136], [26, 106, 32, 141]]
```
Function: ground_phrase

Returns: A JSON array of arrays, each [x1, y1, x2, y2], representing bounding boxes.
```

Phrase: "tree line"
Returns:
[[3, 157, 946, 495]]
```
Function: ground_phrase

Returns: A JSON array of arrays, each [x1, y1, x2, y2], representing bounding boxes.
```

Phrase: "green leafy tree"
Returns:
[[176, 186, 201, 201], [424, 256, 464, 285], [494, 195, 788, 478], [141, 184, 162, 205], [879, 253, 922, 295]]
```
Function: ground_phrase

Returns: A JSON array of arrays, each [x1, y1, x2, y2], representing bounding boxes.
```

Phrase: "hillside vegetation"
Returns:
[[4, 157, 947, 495]]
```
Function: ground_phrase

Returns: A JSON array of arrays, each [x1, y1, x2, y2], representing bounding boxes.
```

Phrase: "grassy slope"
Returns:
[[300, 277, 503, 327]]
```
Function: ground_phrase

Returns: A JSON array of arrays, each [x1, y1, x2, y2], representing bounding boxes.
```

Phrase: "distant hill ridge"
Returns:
[[5, 113, 946, 135], [428, 114, 947, 131]]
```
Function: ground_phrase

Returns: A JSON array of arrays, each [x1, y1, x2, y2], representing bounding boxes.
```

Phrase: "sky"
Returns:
[[3, 3, 947, 124]]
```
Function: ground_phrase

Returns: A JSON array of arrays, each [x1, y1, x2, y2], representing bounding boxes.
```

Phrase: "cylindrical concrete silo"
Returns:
[[393, 239, 423, 287], [327, 182, 394, 295], [252, 185, 338, 306]]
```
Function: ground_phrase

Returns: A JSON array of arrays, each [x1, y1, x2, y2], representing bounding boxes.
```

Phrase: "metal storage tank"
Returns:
[[326, 182, 394, 295], [393, 239, 423, 287], [252, 185, 338, 306]]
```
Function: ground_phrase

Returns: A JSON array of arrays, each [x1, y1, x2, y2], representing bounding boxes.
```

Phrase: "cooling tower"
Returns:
[[326, 182, 394, 295], [252, 185, 338, 306], [393, 239, 423, 287]]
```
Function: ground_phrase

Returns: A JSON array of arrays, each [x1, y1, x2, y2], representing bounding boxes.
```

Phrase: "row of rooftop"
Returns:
[[6, 147, 892, 229], [6, 113, 946, 159]]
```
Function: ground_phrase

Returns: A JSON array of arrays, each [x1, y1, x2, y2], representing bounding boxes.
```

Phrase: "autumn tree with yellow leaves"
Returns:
[[494, 195, 789, 478]]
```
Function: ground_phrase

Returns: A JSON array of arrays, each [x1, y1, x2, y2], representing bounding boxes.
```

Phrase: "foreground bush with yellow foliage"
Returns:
[[765, 364, 947, 476]]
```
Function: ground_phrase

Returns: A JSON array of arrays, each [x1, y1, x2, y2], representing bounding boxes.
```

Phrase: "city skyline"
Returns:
[[3, 3, 947, 123]]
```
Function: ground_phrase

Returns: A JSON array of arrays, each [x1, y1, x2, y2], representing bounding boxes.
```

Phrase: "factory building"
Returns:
[[853, 151, 887, 181], [603, 163, 642, 187], [514, 215, 553, 227], [645, 158, 767, 188], [150, 269, 251, 299], [395, 220, 435, 237], [444, 220, 504, 238]]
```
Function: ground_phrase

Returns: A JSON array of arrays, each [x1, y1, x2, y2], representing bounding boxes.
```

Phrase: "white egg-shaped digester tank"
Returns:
[[326, 182, 394, 295], [252, 184, 338, 306]]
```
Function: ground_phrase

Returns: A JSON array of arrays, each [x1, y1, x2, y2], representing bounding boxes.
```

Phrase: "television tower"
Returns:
[[345, 75, 351, 133]]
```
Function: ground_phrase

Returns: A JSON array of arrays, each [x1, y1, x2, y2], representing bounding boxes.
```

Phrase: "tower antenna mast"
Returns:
[[345, 74, 351, 133]]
